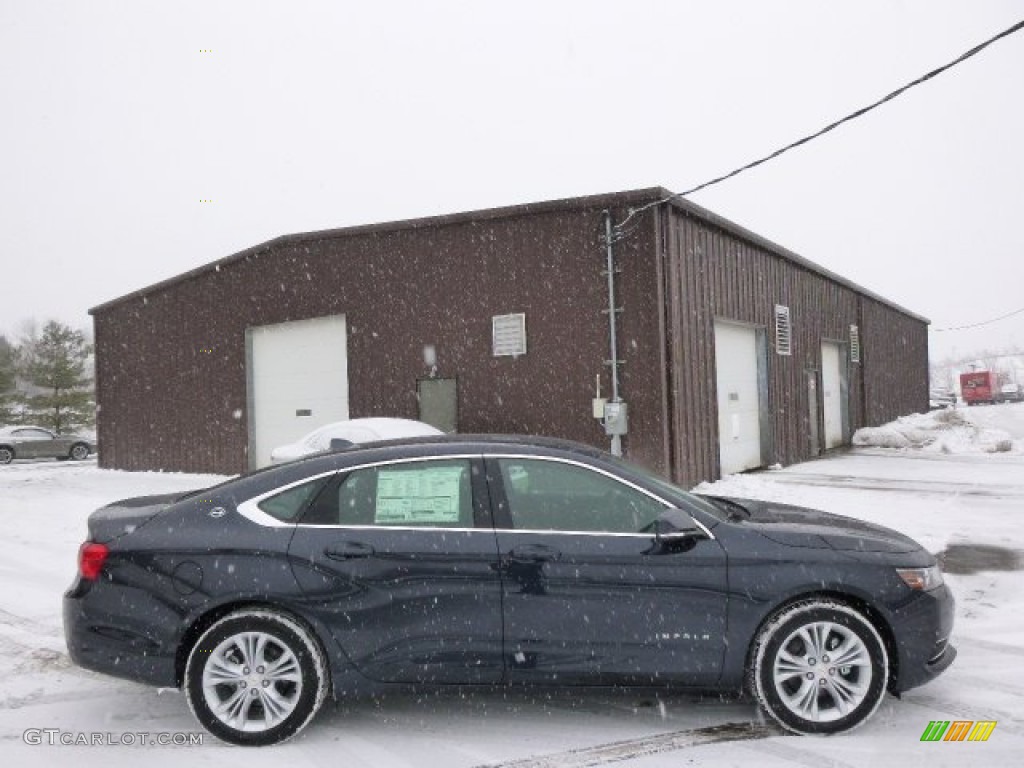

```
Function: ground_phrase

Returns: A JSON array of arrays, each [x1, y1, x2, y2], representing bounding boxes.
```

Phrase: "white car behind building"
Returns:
[[269, 418, 443, 463]]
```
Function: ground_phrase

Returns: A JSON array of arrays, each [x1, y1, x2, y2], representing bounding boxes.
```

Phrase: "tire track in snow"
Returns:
[[0, 685, 135, 713], [0, 612, 74, 679], [956, 635, 1024, 658], [949, 672, 1024, 698], [736, 739, 861, 768], [472, 722, 779, 768], [764, 473, 1024, 498], [0, 607, 61, 636]]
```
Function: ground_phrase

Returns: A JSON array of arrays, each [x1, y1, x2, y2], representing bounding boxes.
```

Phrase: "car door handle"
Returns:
[[324, 541, 375, 560], [509, 544, 561, 562]]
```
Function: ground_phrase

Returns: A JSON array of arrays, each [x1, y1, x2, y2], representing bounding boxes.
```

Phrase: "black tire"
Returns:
[[69, 443, 90, 461], [748, 599, 888, 735], [0, 446, 13, 465], [184, 609, 328, 746]]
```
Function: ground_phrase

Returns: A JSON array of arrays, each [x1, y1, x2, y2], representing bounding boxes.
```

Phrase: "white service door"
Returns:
[[248, 315, 349, 468], [715, 322, 763, 476], [821, 341, 845, 449]]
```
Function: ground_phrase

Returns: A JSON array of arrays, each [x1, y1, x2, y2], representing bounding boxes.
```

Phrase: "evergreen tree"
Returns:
[[19, 321, 94, 432], [0, 335, 17, 424]]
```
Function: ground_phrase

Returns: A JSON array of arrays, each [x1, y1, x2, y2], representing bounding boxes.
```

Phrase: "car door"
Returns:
[[287, 456, 504, 685], [487, 455, 729, 687], [14, 428, 55, 459]]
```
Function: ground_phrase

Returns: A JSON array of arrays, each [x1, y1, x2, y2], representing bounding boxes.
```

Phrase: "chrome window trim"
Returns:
[[237, 470, 341, 528], [486, 453, 716, 540], [235, 451, 714, 541], [236, 455, 479, 528], [295, 523, 484, 533]]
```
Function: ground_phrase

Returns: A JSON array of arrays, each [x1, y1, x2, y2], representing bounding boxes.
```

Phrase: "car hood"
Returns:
[[714, 496, 922, 554], [87, 492, 187, 544]]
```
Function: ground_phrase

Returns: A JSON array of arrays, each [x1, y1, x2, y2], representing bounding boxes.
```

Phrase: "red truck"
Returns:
[[960, 370, 999, 406]]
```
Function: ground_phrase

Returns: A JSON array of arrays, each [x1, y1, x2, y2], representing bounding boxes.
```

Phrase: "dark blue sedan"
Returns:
[[64, 436, 955, 745]]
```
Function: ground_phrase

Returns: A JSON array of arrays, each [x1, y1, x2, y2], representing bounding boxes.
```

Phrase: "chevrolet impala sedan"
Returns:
[[64, 436, 955, 745]]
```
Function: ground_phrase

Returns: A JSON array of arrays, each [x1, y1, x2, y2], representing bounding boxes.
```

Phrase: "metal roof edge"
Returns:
[[661, 194, 930, 324], [89, 187, 669, 315], [89, 186, 927, 325]]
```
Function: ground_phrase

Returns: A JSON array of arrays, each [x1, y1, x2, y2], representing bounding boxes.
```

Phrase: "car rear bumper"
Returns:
[[63, 580, 179, 688]]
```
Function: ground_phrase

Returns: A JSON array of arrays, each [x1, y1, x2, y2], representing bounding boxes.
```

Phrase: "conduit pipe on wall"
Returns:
[[603, 210, 624, 456]]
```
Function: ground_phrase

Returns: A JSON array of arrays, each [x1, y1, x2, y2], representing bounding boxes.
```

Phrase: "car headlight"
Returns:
[[896, 565, 944, 591]]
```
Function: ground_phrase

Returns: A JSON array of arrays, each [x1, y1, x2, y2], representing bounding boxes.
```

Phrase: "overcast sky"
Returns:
[[2, 0, 1022, 365]]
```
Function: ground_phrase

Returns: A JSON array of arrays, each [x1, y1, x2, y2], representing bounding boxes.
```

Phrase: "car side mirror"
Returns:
[[329, 438, 354, 452], [652, 508, 704, 544]]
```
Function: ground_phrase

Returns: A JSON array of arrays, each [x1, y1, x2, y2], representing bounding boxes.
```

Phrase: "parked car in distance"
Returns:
[[0, 425, 95, 464], [269, 417, 443, 463], [928, 387, 957, 409], [998, 382, 1023, 403], [64, 435, 955, 745]]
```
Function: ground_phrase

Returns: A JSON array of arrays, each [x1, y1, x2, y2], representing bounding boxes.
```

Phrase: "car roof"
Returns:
[[224, 434, 617, 498], [305, 433, 607, 467], [333, 433, 608, 460], [230, 436, 614, 489]]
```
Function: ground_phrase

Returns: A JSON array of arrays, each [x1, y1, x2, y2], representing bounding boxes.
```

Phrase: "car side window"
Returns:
[[497, 458, 665, 534], [257, 478, 328, 522], [307, 459, 474, 528], [15, 428, 51, 439]]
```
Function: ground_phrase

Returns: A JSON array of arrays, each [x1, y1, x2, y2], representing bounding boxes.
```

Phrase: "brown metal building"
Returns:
[[90, 188, 929, 486]]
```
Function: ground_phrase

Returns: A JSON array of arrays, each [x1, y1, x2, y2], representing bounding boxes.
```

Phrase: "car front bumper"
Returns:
[[889, 582, 957, 693]]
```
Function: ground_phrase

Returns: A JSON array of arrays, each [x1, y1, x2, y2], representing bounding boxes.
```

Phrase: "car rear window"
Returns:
[[303, 459, 474, 528]]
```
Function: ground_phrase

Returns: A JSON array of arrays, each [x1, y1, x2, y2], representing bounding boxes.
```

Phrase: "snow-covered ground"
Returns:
[[2, 404, 1024, 766]]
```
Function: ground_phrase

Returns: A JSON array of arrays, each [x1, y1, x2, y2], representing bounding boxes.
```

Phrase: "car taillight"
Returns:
[[78, 542, 109, 580]]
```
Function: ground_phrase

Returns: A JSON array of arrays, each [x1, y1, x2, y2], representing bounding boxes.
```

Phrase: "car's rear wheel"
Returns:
[[748, 599, 888, 735], [184, 609, 328, 746], [69, 443, 90, 461]]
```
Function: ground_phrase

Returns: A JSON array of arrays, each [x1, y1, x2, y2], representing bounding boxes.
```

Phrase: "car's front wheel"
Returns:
[[0, 447, 13, 464], [748, 599, 888, 735], [184, 609, 328, 746], [69, 443, 90, 461]]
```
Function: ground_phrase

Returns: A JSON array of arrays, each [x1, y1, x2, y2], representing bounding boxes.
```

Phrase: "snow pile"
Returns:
[[852, 406, 1022, 454]]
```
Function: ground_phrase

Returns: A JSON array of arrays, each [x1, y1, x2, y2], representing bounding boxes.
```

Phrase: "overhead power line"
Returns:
[[614, 17, 1024, 238], [932, 305, 1024, 332]]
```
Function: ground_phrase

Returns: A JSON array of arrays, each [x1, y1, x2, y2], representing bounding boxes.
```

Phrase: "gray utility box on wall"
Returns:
[[603, 401, 628, 436]]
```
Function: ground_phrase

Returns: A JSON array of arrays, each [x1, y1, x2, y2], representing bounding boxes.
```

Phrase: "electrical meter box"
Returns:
[[603, 401, 628, 436]]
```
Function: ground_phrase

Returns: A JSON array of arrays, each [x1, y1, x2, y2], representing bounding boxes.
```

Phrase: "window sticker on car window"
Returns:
[[375, 466, 464, 524]]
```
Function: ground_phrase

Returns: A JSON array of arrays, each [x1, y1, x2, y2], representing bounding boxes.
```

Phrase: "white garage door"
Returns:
[[247, 315, 349, 468], [821, 341, 845, 449], [715, 322, 763, 476]]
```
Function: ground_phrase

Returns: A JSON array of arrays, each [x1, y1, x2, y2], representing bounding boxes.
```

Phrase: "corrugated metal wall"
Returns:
[[92, 192, 668, 475], [860, 297, 930, 425], [659, 202, 927, 487], [91, 189, 929, 483]]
